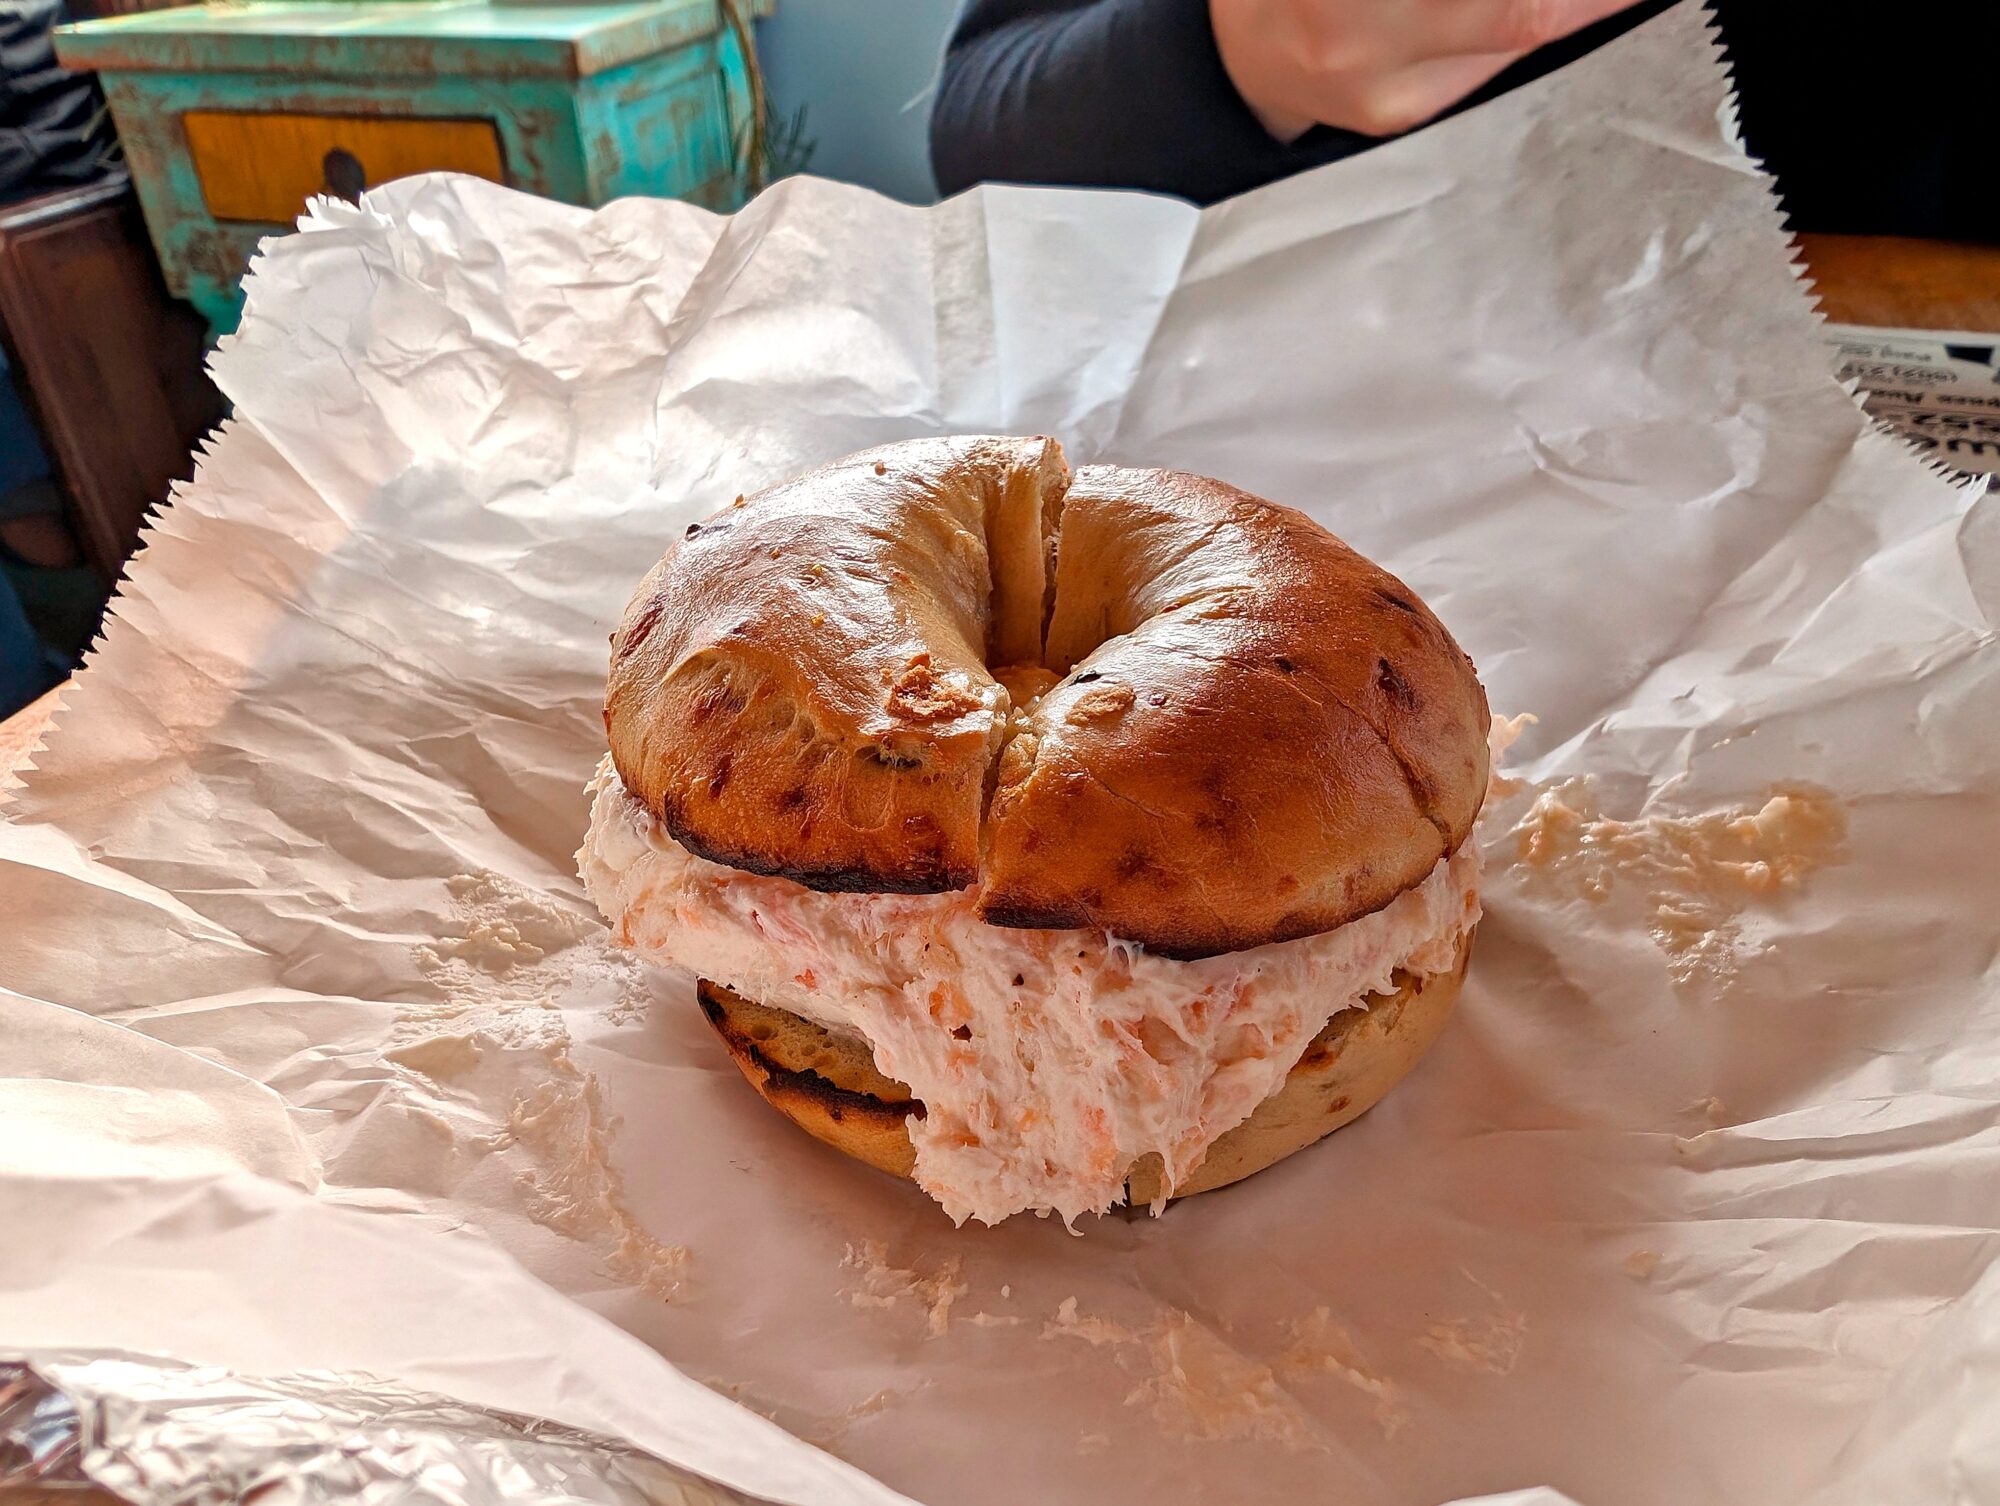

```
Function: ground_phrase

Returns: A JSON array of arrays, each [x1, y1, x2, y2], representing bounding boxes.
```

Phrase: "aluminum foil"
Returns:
[[0, 1352, 767, 1505]]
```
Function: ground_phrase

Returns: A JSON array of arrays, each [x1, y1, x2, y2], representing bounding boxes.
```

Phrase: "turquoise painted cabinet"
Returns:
[[57, 0, 761, 333]]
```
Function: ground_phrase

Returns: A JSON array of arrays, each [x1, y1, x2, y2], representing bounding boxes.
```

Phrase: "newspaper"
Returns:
[[1826, 322, 2000, 475]]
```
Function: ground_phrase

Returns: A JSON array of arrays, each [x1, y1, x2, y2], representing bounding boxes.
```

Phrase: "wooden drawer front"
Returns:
[[183, 110, 505, 224]]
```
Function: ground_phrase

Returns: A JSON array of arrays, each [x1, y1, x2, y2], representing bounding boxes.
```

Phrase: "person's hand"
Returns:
[[1210, 0, 1645, 140]]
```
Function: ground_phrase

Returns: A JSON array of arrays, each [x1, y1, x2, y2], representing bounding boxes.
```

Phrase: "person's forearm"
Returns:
[[1208, 0, 1646, 140], [930, 0, 1306, 203]]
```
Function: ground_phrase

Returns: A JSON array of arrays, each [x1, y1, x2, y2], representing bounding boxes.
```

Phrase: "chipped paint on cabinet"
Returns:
[[59, 0, 755, 333]]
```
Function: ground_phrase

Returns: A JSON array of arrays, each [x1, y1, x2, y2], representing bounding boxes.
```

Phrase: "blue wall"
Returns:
[[757, 0, 959, 205]]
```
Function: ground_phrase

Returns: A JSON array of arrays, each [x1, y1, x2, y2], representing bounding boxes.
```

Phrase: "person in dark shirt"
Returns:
[[931, 0, 2000, 244]]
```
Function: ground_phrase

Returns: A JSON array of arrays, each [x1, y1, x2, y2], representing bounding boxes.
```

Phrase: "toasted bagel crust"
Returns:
[[606, 437, 1068, 893], [980, 466, 1490, 957], [607, 439, 1487, 955], [696, 925, 1469, 1203]]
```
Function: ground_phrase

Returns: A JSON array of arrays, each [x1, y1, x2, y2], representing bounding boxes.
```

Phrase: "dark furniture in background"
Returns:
[[0, 174, 223, 583]]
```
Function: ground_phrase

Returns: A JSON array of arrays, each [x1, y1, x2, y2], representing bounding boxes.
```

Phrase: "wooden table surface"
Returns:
[[1796, 234, 2000, 332], [2, 233, 1997, 780]]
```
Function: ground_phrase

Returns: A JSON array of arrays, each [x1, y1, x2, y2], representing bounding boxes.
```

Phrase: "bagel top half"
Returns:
[[605, 436, 1488, 958]]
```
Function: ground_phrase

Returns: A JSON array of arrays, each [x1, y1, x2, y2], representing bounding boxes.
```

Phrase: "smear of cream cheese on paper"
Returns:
[[395, 870, 689, 1298], [1418, 1270, 1529, 1377], [1482, 715, 1846, 986], [1503, 779, 1846, 984]]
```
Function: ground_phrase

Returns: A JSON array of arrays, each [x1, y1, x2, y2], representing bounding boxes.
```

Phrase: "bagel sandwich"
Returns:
[[579, 436, 1491, 1225]]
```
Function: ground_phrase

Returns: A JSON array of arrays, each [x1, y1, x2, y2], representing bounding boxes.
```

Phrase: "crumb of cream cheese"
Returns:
[[1499, 778, 1846, 986], [1419, 1273, 1528, 1377], [1486, 711, 1538, 799], [840, 1241, 966, 1338], [1424, 1296, 1528, 1376], [1279, 1307, 1408, 1438], [1419, 1312, 1527, 1376], [1042, 1298, 1329, 1451], [503, 1058, 689, 1301], [394, 869, 687, 1298], [1125, 1311, 1324, 1451], [1044, 1296, 1142, 1348]]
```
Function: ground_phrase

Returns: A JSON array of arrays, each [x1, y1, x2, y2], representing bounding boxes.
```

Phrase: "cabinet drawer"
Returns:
[[183, 110, 505, 224]]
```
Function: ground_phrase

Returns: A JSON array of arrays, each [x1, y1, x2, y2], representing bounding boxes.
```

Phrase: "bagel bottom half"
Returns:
[[695, 927, 1472, 1207]]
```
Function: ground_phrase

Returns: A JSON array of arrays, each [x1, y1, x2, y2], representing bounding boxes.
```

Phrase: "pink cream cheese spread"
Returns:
[[580, 756, 1480, 1226]]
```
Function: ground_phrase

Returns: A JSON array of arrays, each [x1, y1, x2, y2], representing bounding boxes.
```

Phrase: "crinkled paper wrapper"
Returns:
[[3, 5, 1997, 1504]]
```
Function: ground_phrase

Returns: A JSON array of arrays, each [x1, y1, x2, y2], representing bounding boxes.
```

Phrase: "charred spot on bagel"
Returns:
[[614, 595, 666, 658], [697, 982, 922, 1109], [976, 893, 1092, 935], [695, 982, 727, 1027], [975, 887, 1357, 961], [1193, 762, 1246, 812], [1114, 846, 1157, 881], [663, 812, 973, 894], [1375, 656, 1418, 711], [707, 754, 734, 799], [1374, 587, 1420, 616], [745, 1042, 923, 1130]]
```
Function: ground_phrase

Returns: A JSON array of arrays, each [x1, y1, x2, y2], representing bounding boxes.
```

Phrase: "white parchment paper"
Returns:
[[5, 6, 1998, 1504]]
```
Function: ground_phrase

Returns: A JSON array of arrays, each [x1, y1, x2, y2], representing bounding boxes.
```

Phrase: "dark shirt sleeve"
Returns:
[[932, 0, 1993, 239], [929, 0, 1349, 205], [928, 0, 1676, 207]]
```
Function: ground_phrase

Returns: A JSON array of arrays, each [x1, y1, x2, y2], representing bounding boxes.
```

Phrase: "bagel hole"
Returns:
[[979, 443, 1069, 670]]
